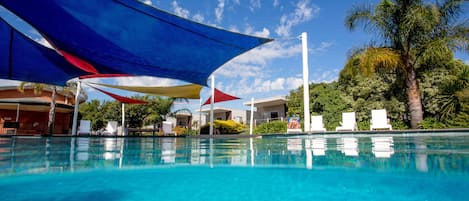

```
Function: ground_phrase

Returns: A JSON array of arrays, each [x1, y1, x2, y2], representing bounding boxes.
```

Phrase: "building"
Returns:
[[0, 86, 85, 135], [243, 96, 287, 125], [197, 107, 250, 125]]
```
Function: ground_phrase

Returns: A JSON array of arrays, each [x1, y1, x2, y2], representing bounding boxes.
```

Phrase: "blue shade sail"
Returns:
[[0, 18, 87, 86], [0, 0, 272, 86]]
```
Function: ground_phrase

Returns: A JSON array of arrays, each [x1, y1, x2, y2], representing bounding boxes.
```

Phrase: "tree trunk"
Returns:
[[47, 86, 57, 135], [405, 68, 423, 129]]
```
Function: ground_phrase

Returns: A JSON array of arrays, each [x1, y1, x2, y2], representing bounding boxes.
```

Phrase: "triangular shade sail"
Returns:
[[93, 82, 202, 99], [0, 0, 272, 86], [203, 88, 240, 106], [90, 85, 147, 104], [0, 18, 87, 85]]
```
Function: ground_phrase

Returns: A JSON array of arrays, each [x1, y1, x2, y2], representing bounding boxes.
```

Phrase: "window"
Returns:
[[270, 112, 279, 119]]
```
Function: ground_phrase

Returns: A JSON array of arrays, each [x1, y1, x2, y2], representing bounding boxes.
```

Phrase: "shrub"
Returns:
[[254, 121, 287, 134], [200, 120, 245, 134]]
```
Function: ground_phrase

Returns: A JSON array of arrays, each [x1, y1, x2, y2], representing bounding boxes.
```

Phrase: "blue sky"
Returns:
[[0, 0, 468, 113]]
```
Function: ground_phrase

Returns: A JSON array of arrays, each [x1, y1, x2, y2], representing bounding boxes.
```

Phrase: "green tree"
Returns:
[[345, 0, 468, 128]]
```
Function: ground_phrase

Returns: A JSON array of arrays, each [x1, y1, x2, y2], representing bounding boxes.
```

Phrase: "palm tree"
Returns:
[[345, 0, 468, 128], [143, 96, 190, 129]]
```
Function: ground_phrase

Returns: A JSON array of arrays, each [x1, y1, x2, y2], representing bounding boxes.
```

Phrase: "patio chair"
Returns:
[[102, 121, 118, 136], [336, 112, 357, 131], [77, 120, 91, 136], [370, 109, 393, 130], [310, 115, 326, 132], [162, 121, 176, 135], [286, 116, 302, 134]]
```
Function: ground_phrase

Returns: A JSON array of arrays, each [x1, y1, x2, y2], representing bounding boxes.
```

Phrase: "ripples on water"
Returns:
[[0, 134, 468, 174], [0, 134, 468, 201]]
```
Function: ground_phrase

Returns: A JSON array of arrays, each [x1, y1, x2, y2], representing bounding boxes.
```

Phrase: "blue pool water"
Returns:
[[0, 133, 468, 201]]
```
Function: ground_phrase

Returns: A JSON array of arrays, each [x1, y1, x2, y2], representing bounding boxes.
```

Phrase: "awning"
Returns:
[[0, 18, 87, 85], [92, 82, 202, 99], [203, 88, 240, 106], [0, 0, 272, 86], [89, 85, 147, 104]]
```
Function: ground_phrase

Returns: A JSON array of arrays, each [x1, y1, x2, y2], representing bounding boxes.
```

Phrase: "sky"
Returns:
[[0, 0, 468, 114]]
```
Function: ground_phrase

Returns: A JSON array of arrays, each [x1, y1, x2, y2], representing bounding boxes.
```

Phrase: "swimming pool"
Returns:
[[0, 133, 468, 201]]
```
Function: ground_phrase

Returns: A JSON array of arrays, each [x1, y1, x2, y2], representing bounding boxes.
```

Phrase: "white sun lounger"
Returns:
[[370, 109, 393, 130], [336, 112, 357, 131], [102, 121, 118, 136], [77, 120, 91, 136], [310, 115, 326, 132]]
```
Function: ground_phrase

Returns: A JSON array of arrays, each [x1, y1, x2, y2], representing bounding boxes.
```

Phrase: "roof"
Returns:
[[0, 0, 272, 85], [197, 107, 245, 113], [243, 96, 287, 107]]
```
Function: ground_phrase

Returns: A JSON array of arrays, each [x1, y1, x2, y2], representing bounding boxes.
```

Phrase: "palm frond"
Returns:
[[358, 48, 402, 76]]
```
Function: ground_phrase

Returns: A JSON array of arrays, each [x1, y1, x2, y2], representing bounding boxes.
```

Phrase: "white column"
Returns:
[[301, 32, 310, 132], [249, 98, 254, 135], [121, 103, 125, 136], [71, 81, 81, 136], [198, 98, 202, 135], [14, 103, 19, 135], [209, 75, 215, 136]]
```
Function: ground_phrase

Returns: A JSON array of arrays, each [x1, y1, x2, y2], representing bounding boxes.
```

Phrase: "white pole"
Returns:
[[249, 98, 254, 135], [14, 103, 19, 135], [209, 75, 215, 136], [121, 103, 125, 136], [198, 98, 202, 135], [71, 81, 81, 136], [301, 32, 310, 132]]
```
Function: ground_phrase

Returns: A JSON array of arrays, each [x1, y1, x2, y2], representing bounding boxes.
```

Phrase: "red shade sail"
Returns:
[[90, 86, 147, 104], [202, 88, 240, 106]]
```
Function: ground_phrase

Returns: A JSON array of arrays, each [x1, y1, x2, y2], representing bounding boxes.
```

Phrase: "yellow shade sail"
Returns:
[[91, 83, 203, 99]]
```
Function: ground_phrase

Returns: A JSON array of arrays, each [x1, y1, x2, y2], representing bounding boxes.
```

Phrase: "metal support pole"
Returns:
[[209, 75, 215, 136], [121, 103, 125, 136], [198, 98, 202, 135], [14, 103, 19, 135], [301, 32, 310, 132], [249, 98, 254, 135], [71, 81, 81, 136]]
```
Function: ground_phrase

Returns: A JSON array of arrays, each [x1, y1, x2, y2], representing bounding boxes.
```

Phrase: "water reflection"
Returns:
[[337, 137, 359, 156], [0, 135, 468, 175], [371, 137, 394, 158]]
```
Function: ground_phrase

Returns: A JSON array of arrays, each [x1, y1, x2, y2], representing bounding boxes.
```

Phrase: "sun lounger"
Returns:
[[286, 116, 302, 133], [77, 120, 91, 136], [370, 109, 392, 130], [336, 112, 357, 131], [102, 121, 118, 136], [310, 115, 326, 132], [162, 121, 177, 135]]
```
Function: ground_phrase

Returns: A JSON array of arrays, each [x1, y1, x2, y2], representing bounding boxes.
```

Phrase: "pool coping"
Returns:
[[1, 128, 468, 138]]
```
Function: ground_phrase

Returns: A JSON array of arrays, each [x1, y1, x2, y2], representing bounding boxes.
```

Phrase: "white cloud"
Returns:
[[172, 1, 190, 18], [215, 0, 225, 23], [464, 60, 469, 65], [232, 0, 240, 4], [141, 0, 152, 5], [311, 69, 340, 83], [273, 0, 280, 8], [311, 42, 333, 54], [249, 0, 261, 12], [275, 0, 319, 37], [0, 79, 20, 86], [286, 77, 303, 89], [253, 28, 270, 38], [83, 76, 178, 87], [192, 13, 205, 23]]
